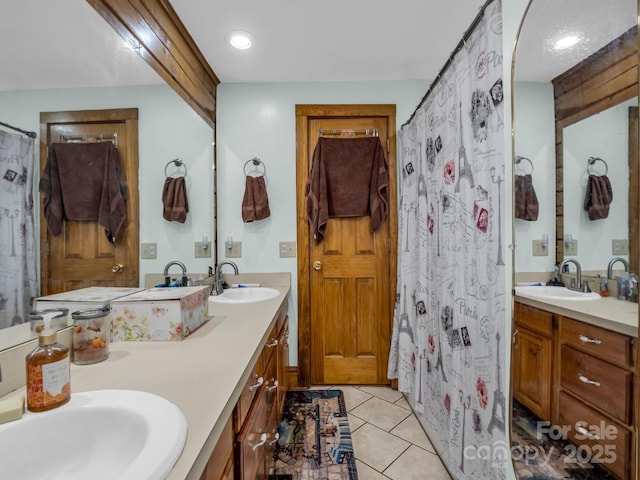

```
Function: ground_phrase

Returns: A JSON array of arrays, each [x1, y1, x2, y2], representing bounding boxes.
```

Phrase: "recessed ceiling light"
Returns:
[[554, 35, 580, 50], [226, 30, 255, 50]]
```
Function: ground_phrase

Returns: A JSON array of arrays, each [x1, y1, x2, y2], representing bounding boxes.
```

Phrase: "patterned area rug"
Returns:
[[270, 389, 358, 480], [511, 401, 617, 480]]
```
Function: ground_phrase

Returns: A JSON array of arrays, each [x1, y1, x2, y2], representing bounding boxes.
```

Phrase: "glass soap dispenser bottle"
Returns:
[[26, 311, 71, 412]]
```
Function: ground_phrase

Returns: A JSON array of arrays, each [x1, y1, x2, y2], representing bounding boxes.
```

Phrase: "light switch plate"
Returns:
[[532, 240, 548, 256], [194, 242, 211, 258], [141, 243, 157, 259], [226, 241, 242, 258], [565, 239, 578, 256], [279, 241, 296, 258], [612, 239, 629, 255]]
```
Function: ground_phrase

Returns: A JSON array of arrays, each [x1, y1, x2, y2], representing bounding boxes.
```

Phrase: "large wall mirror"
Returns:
[[512, 0, 638, 479], [0, 1, 215, 352]]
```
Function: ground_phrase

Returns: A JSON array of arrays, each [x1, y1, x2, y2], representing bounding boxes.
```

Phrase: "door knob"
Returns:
[[313, 261, 322, 271], [112, 264, 125, 273]]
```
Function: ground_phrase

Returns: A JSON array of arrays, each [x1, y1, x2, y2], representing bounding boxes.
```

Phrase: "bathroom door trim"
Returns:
[[295, 104, 398, 388]]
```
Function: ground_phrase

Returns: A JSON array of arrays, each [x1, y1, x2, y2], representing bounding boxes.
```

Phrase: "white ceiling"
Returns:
[[0, 1, 636, 91]]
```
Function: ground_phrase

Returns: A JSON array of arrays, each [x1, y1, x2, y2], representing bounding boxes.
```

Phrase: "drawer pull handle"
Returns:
[[249, 376, 264, 391], [267, 379, 279, 391], [266, 339, 278, 348], [578, 374, 601, 387], [575, 425, 601, 441], [579, 335, 602, 345], [269, 432, 280, 445], [252, 433, 268, 451]]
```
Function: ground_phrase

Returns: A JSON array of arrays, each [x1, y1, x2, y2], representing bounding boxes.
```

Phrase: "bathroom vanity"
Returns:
[[0, 273, 291, 480], [513, 294, 637, 480]]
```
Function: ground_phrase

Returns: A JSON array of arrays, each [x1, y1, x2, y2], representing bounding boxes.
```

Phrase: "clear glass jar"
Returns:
[[72, 308, 110, 365]]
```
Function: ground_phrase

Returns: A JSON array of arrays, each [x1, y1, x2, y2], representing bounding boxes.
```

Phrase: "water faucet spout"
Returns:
[[607, 257, 629, 279], [213, 261, 239, 295], [560, 258, 582, 292], [163, 260, 188, 286]]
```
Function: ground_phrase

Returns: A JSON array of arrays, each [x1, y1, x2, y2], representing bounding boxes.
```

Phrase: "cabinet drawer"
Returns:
[[514, 302, 553, 336], [560, 346, 632, 424], [558, 391, 631, 480], [560, 317, 634, 368], [236, 388, 269, 480], [235, 364, 265, 434]]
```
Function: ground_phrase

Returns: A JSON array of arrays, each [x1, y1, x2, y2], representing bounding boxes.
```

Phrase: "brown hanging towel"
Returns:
[[39, 142, 129, 244], [306, 136, 388, 242], [514, 173, 539, 221], [584, 174, 613, 220], [162, 176, 189, 223], [242, 175, 271, 222]]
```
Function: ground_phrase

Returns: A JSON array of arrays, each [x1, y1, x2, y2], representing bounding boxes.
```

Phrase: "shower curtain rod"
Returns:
[[402, 0, 494, 128], [0, 121, 37, 139]]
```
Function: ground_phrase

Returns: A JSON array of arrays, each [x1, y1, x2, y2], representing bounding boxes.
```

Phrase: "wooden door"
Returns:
[[39, 109, 139, 295], [296, 105, 397, 386]]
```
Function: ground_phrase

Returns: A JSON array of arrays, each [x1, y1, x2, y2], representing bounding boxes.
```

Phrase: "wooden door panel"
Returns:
[[40, 109, 139, 295], [305, 112, 393, 385]]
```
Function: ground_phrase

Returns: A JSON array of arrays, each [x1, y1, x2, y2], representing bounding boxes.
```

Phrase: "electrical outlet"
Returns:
[[141, 243, 157, 259], [532, 240, 548, 256], [194, 241, 211, 258], [279, 241, 296, 258], [565, 239, 578, 256], [226, 241, 242, 258], [612, 239, 629, 255]]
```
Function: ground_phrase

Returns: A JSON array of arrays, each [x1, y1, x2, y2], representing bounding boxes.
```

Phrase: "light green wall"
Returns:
[[216, 80, 430, 367]]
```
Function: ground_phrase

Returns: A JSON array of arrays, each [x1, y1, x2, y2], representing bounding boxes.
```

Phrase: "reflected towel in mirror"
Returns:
[[514, 174, 539, 221], [583, 174, 612, 220]]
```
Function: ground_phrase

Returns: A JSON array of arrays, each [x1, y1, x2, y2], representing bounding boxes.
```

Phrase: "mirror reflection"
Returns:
[[0, 1, 215, 352], [512, 0, 638, 479]]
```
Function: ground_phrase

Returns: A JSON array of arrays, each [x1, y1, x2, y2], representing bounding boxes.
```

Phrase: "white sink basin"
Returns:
[[209, 287, 280, 304], [0, 389, 187, 480], [515, 285, 601, 301]]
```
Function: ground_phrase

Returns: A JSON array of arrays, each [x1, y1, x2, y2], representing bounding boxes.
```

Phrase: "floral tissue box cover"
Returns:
[[111, 286, 210, 341]]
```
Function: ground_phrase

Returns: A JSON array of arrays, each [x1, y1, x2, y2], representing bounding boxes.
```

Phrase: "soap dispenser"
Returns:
[[26, 311, 70, 412]]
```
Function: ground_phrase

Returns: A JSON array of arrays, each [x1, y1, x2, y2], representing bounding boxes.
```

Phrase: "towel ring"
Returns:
[[587, 156, 608, 176], [515, 156, 534, 174], [164, 158, 187, 178], [244, 157, 266, 177]]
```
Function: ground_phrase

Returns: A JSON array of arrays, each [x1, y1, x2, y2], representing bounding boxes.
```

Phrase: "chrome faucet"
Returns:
[[607, 257, 629, 279], [213, 261, 239, 295], [560, 258, 583, 292], [163, 260, 188, 287]]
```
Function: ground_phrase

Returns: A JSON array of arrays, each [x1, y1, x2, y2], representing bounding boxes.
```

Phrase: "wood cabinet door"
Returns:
[[513, 328, 552, 419]]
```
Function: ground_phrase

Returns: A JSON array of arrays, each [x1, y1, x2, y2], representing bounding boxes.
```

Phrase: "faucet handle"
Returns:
[[582, 280, 591, 293]]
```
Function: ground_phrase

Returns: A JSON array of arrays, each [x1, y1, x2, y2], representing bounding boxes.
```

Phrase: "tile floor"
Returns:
[[315, 385, 452, 480]]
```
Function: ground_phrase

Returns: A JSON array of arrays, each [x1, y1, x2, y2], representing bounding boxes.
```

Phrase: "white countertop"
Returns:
[[514, 291, 638, 337], [3, 273, 291, 480]]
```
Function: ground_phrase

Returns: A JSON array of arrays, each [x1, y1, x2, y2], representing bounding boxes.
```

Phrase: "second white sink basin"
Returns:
[[0, 389, 187, 480], [515, 285, 601, 301], [210, 287, 280, 304]]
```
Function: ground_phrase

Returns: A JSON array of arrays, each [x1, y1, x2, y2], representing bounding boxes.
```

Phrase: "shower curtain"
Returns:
[[0, 129, 38, 329], [388, 1, 507, 478]]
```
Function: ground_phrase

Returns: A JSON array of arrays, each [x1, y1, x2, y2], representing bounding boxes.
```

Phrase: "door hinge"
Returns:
[[386, 139, 390, 153]]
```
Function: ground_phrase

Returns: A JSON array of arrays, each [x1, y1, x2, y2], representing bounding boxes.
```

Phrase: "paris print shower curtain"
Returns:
[[388, 1, 507, 478], [0, 129, 38, 329]]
